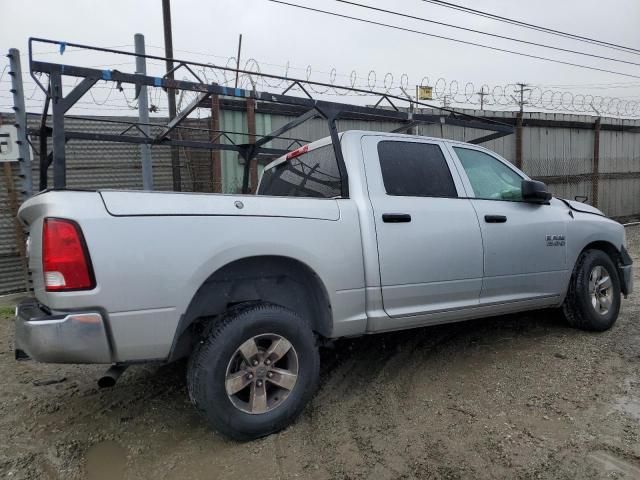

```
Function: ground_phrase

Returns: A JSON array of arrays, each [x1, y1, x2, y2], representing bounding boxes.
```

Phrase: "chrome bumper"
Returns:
[[15, 298, 113, 363]]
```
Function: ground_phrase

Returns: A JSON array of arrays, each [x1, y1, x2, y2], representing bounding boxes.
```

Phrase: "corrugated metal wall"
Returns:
[[269, 109, 640, 218], [0, 160, 27, 294], [0, 108, 639, 294], [219, 110, 272, 193]]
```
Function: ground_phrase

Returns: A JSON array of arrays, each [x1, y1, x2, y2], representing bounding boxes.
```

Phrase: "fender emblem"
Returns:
[[546, 234, 565, 246]]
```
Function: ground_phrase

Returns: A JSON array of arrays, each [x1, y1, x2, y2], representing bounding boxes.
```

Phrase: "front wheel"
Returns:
[[187, 302, 320, 440], [562, 249, 621, 331]]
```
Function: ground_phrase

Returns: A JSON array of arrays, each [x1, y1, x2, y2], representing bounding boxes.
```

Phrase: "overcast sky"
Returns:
[[1, 0, 639, 116]]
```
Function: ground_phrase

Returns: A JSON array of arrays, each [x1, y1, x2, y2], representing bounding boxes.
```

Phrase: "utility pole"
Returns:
[[515, 82, 529, 114], [511, 83, 530, 170], [134, 34, 153, 190], [235, 34, 243, 89], [477, 86, 488, 111], [162, 0, 181, 191], [7, 49, 32, 199]]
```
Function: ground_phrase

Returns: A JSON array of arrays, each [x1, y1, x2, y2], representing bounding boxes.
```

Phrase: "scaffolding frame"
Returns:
[[26, 37, 514, 195]]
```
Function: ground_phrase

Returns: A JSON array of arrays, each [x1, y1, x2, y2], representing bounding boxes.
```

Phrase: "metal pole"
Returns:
[[514, 83, 528, 170], [592, 116, 601, 208], [38, 92, 50, 191], [7, 49, 32, 199], [246, 97, 257, 192], [50, 71, 66, 189], [210, 95, 222, 193], [134, 34, 153, 190], [235, 34, 243, 89], [162, 0, 182, 191], [515, 111, 523, 169]]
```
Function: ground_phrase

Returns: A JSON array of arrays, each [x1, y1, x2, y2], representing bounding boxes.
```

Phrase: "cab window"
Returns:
[[377, 141, 457, 197], [453, 147, 523, 201], [257, 144, 342, 198]]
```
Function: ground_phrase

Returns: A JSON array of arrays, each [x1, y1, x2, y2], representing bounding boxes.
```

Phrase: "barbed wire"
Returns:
[[169, 54, 640, 117], [3, 48, 640, 118]]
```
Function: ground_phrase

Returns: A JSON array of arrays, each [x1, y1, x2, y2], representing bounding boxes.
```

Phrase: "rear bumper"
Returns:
[[14, 298, 112, 363]]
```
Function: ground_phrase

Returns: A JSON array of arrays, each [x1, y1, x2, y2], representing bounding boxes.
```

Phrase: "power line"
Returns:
[[420, 0, 640, 56], [267, 1, 640, 80], [334, 0, 640, 67]]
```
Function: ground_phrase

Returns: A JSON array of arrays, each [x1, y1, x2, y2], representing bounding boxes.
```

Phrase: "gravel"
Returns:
[[1, 226, 639, 479]]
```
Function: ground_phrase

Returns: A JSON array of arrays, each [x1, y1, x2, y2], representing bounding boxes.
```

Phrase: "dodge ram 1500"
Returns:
[[15, 131, 633, 439]]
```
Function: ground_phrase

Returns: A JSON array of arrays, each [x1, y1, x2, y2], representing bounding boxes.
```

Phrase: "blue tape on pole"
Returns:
[[221, 87, 228, 95], [154, 77, 162, 87], [235, 88, 241, 97], [59, 42, 66, 55], [102, 70, 112, 81]]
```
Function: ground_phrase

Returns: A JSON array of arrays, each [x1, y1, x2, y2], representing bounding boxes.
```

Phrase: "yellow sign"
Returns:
[[417, 85, 433, 100]]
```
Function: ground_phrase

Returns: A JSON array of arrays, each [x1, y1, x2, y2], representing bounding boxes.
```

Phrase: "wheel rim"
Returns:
[[224, 333, 299, 415], [588, 265, 613, 316]]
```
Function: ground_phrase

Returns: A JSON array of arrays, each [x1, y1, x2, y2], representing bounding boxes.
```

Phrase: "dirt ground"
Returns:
[[1, 226, 639, 480]]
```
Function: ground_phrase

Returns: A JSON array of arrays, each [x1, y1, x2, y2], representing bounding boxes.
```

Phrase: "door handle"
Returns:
[[382, 213, 412, 223], [484, 214, 507, 223]]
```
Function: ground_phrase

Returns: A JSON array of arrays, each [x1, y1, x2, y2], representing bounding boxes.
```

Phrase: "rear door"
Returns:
[[361, 136, 484, 318], [447, 145, 567, 303]]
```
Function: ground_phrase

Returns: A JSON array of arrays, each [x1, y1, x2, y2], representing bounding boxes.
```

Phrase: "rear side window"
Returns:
[[377, 141, 457, 197], [257, 144, 342, 198]]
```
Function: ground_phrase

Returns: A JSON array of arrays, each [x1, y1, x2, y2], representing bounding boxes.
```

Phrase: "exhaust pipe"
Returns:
[[98, 364, 128, 388]]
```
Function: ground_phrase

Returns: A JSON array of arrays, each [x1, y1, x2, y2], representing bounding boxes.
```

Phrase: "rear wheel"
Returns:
[[562, 249, 621, 331], [187, 302, 319, 440]]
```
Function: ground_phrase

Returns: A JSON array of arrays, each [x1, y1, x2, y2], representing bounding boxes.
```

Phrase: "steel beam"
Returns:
[[49, 71, 66, 188], [60, 76, 99, 113], [42, 130, 289, 158], [31, 61, 513, 136], [468, 131, 512, 145], [156, 91, 211, 141]]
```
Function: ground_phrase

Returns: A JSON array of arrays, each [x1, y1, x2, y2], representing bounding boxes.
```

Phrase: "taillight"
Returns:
[[42, 218, 95, 291]]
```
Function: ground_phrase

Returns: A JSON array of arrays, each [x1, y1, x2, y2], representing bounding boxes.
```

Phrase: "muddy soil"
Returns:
[[1, 226, 639, 480]]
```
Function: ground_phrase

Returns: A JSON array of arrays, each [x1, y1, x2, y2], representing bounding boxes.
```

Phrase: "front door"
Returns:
[[361, 136, 484, 318], [448, 145, 568, 304]]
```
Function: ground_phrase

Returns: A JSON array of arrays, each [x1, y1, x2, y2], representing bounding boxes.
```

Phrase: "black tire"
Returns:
[[562, 249, 621, 332], [187, 302, 319, 441]]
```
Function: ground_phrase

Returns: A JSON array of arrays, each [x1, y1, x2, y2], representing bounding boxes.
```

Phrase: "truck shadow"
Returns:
[[317, 308, 571, 380], [136, 307, 572, 398]]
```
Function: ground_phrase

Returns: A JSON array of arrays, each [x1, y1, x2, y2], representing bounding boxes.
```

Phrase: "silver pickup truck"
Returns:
[[15, 130, 633, 440]]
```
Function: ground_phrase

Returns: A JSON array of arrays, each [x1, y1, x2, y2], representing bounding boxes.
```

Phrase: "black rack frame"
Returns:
[[27, 37, 514, 195]]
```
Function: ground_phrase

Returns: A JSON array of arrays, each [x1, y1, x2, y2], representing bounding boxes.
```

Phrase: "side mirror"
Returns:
[[521, 180, 551, 204]]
